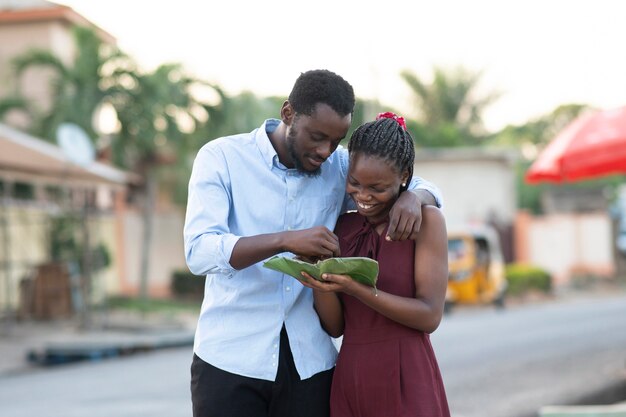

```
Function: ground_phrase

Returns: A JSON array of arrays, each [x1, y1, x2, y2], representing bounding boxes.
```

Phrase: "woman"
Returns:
[[301, 113, 450, 417]]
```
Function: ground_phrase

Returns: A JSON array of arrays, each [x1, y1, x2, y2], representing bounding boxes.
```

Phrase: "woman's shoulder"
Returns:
[[423, 205, 444, 221], [419, 205, 446, 238]]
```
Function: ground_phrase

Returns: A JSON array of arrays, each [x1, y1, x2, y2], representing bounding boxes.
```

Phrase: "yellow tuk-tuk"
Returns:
[[446, 225, 507, 312]]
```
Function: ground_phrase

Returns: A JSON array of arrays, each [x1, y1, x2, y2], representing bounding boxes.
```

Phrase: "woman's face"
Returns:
[[346, 152, 408, 223]]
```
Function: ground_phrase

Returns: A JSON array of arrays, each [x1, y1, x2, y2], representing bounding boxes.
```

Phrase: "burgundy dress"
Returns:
[[330, 212, 450, 417]]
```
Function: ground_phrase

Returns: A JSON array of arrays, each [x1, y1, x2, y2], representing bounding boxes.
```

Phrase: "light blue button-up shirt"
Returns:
[[184, 119, 442, 381]]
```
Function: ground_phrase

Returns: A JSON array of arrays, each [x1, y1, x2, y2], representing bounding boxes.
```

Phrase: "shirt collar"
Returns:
[[256, 119, 283, 170]]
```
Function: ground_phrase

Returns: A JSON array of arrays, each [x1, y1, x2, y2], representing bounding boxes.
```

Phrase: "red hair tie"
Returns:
[[376, 112, 406, 130]]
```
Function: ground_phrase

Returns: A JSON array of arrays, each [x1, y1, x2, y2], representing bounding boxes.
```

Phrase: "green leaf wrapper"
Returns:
[[263, 256, 379, 288]]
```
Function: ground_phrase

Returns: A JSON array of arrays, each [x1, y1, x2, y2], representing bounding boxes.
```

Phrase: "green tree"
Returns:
[[0, 96, 29, 121], [107, 63, 218, 302], [490, 103, 594, 214], [3, 25, 222, 303], [0, 26, 131, 325], [401, 67, 499, 147], [199, 90, 282, 140], [194, 90, 372, 150], [491, 103, 588, 148], [7, 25, 129, 142]]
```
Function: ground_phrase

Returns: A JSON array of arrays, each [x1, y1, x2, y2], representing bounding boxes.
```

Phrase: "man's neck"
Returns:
[[268, 122, 293, 168]]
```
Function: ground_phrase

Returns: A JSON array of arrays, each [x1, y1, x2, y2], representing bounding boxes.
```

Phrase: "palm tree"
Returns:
[[5, 26, 223, 305], [107, 63, 219, 302], [491, 103, 588, 148], [1, 26, 132, 326], [0, 96, 29, 120], [401, 67, 499, 146], [487, 103, 590, 214], [8, 25, 129, 143]]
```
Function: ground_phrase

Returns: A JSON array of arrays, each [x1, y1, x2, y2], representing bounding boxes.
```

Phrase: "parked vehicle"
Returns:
[[446, 225, 507, 312]]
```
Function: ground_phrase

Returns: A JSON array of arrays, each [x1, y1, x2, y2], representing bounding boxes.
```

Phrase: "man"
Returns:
[[184, 69, 442, 417]]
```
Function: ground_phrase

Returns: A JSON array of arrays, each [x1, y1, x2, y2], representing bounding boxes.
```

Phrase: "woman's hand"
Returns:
[[300, 271, 359, 296], [300, 272, 347, 337]]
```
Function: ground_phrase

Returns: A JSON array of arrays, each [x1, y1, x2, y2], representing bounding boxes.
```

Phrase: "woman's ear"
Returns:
[[280, 101, 294, 125], [401, 171, 410, 186]]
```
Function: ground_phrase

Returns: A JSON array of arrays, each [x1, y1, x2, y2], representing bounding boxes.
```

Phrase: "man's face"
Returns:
[[285, 103, 352, 175]]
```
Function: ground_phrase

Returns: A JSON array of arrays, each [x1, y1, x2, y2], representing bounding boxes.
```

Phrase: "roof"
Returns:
[[0, 0, 115, 44], [0, 123, 136, 188]]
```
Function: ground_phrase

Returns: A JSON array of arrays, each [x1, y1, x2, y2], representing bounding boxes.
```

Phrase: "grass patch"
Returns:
[[105, 296, 201, 314], [506, 264, 552, 296]]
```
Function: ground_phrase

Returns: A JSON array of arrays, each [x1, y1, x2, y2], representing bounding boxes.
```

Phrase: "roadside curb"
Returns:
[[26, 328, 194, 366], [0, 314, 197, 377]]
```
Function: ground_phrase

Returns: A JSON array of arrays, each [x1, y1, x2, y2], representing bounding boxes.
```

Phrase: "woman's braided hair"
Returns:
[[347, 115, 415, 192]]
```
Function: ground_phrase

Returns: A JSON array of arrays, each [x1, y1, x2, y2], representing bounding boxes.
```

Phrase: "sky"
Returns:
[[55, 0, 626, 132]]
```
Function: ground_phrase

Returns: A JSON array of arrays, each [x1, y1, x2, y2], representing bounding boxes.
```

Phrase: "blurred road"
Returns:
[[0, 292, 625, 417], [432, 292, 626, 417], [0, 345, 193, 417]]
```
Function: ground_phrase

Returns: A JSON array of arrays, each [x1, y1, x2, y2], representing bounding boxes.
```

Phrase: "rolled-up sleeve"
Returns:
[[184, 145, 240, 276]]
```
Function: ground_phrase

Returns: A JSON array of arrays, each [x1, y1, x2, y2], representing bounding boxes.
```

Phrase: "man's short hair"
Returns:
[[288, 69, 355, 117]]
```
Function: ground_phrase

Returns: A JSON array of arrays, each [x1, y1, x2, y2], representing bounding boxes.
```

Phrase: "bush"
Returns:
[[505, 264, 552, 296], [106, 296, 200, 313], [171, 270, 205, 299]]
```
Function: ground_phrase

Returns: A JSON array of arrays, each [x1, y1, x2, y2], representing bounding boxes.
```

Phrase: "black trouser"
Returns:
[[191, 326, 333, 417]]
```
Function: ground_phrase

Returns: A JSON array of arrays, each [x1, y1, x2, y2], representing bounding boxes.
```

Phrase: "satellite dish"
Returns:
[[56, 123, 95, 166]]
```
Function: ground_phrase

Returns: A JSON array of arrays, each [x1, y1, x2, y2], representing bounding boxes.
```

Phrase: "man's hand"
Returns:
[[386, 189, 436, 241], [230, 226, 339, 270], [282, 226, 340, 260]]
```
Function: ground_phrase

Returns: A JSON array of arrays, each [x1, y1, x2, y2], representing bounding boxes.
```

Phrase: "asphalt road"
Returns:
[[431, 293, 626, 417], [1, 292, 625, 417]]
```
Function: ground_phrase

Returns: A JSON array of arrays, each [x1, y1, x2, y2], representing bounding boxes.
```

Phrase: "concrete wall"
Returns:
[[0, 205, 48, 310], [0, 200, 189, 312], [414, 148, 518, 229], [120, 209, 187, 298], [515, 211, 615, 284], [0, 202, 119, 309]]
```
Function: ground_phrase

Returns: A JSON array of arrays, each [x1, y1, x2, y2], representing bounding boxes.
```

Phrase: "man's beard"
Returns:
[[286, 127, 322, 177]]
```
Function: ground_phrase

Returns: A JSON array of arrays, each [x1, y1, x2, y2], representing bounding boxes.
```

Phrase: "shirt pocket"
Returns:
[[292, 196, 341, 230]]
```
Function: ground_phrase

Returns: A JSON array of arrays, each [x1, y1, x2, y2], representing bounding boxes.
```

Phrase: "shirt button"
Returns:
[[272, 353, 276, 359], [273, 344, 278, 349], [285, 286, 291, 291], [287, 227, 292, 230], [272, 362, 277, 367]]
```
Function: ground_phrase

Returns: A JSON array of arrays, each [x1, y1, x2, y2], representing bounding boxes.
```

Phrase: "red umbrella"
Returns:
[[525, 106, 626, 183]]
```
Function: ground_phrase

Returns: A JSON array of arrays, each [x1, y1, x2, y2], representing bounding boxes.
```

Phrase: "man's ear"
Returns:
[[281, 101, 295, 125]]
